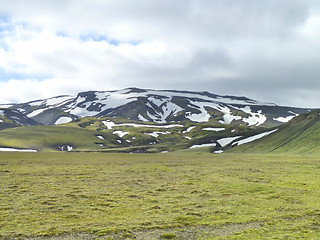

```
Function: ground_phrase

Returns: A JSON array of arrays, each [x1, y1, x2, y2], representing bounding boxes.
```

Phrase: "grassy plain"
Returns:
[[0, 152, 320, 239]]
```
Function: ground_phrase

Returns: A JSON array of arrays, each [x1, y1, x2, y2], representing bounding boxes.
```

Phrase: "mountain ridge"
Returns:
[[0, 87, 312, 128]]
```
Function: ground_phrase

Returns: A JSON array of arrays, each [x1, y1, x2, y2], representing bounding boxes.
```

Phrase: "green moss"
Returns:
[[0, 152, 320, 239], [160, 232, 177, 239]]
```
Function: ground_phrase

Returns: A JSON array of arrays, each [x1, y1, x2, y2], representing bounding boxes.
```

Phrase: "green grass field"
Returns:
[[1, 152, 320, 239]]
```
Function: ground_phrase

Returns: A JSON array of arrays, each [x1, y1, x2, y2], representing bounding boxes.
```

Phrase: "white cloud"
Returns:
[[0, 0, 319, 107]]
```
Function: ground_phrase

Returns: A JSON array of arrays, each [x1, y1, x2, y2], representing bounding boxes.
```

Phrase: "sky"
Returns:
[[0, 0, 320, 108]]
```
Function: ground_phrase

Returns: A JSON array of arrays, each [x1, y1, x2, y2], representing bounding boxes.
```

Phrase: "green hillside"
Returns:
[[0, 116, 261, 153], [69, 117, 260, 153], [0, 126, 122, 152], [229, 109, 320, 155]]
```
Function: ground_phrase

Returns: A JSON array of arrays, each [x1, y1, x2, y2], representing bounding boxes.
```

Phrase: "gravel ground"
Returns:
[[20, 222, 261, 240]]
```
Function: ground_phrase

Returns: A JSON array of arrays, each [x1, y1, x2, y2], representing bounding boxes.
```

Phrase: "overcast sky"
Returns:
[[0, 0, 320, 108]]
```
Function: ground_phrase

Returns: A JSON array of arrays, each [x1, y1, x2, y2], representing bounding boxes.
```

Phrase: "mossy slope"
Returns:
[[230, 109, 320, 155], [0, 126, 121, 151]]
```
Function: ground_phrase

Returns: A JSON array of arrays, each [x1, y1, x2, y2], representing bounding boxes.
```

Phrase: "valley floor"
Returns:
[[1, 152, 320, 239]]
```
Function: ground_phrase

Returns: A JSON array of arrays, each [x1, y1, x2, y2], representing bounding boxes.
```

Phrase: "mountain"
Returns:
[[0, 108, 41, 130], [3, 88, 311, 127], [227, 109, 320, 155]]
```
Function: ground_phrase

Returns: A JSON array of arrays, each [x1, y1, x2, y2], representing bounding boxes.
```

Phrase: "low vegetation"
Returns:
[[230, 109, 320, 155], [0, 125, 121, 152], [1, 152, 319, 239], [0, 117, 261, 153]]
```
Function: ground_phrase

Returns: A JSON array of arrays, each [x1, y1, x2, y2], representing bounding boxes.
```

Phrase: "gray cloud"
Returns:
[[0, 0, 320, 107]]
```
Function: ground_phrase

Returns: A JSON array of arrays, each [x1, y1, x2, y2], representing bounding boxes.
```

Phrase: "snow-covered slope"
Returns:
[[5, 88, 311, 126]]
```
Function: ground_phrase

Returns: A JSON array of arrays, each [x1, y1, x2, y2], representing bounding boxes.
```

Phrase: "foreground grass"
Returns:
[[0, 152, 320, 239]]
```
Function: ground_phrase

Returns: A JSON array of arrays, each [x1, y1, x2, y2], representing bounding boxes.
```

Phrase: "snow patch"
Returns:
[[217, 136, 241, 147], [183, 126, 196, 133], [145, 132, 159, 138], [58, 145, 73, 151], [143, 90, 275, 106], [67, 90, 139, 117], [54, 116, 73, 125], [202, 127, 225, 132], [208, 105, 242, 125], [96, 135, 105, 140], [220, 114, 242, 124], [28, 100, 45, 106], [27, 108, 43, 118], [213, 150, 224, 154], [288, 111, 299, 116], [186, 101, 211, 122], [145, 131, 170, 138], [233, 129, 278, 146], [273, 116, 295, 123], [146, 111, 158, 121], [231, 106, 267, 126], [119, 123, 183, 128], [149, 97, 164, 107], [146, 98, 183, 123], [102, 120, 182, 129], [138, 114, 149, 122], [113, 131, 130, 138], [45, 96, 74, 106], [67, 96, 100, 117], [0, 110, 4, 116], [102, 120, 116, 129], [189, 143, 216, 149], [0, 147, 37, 152], [0, 104, 12, 108]]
